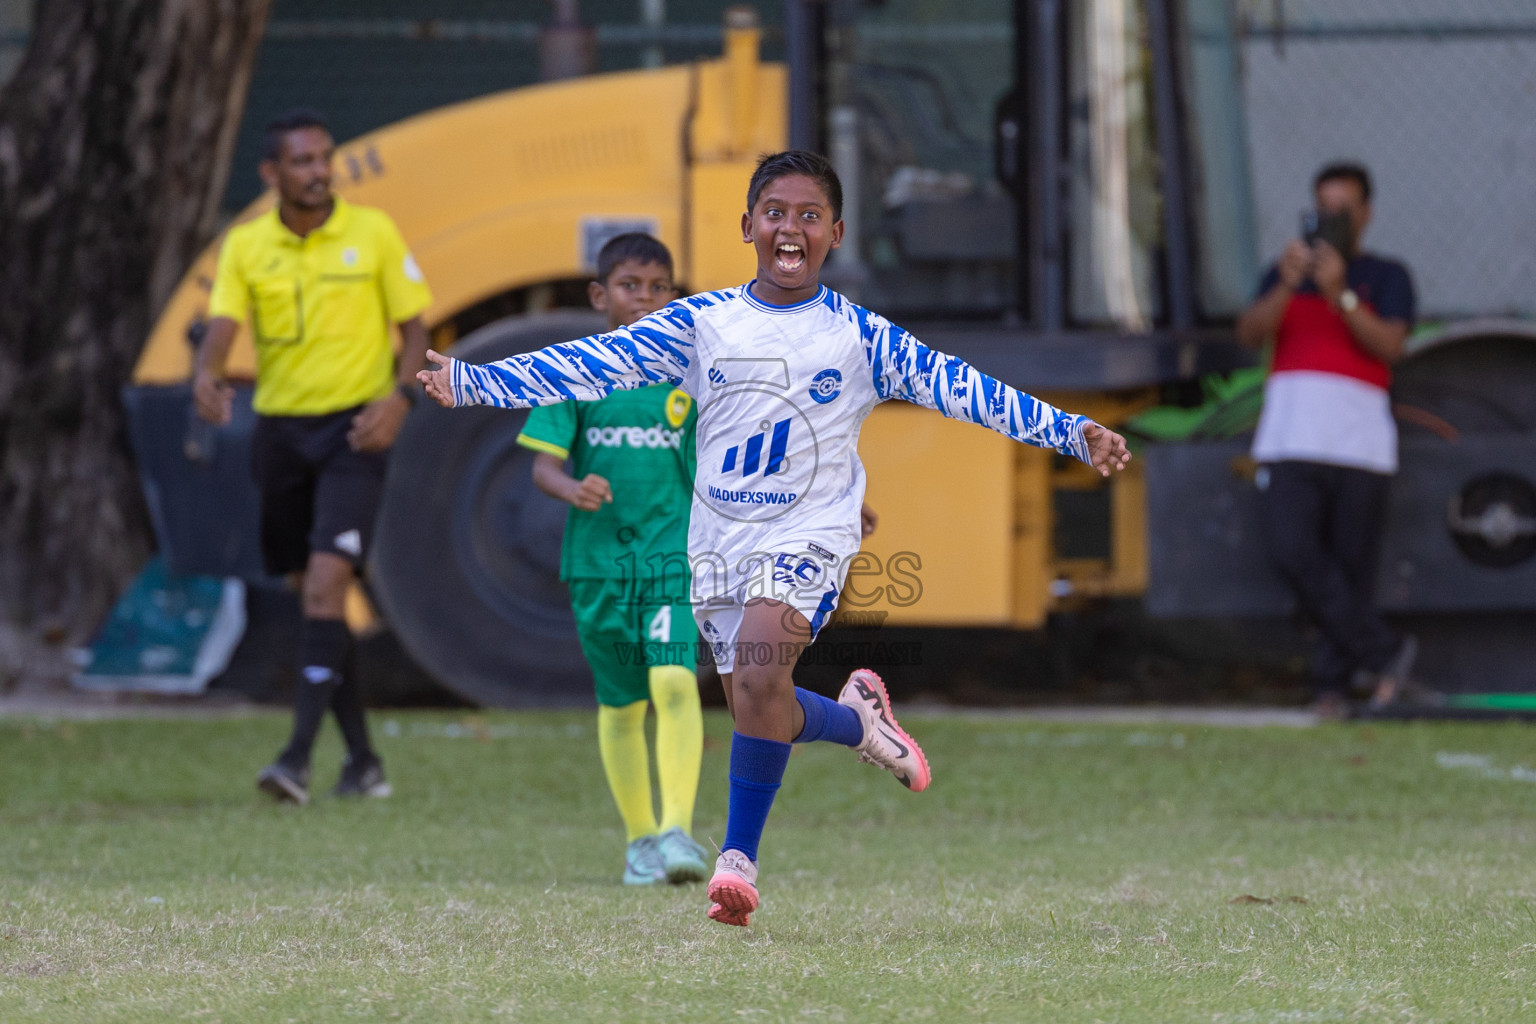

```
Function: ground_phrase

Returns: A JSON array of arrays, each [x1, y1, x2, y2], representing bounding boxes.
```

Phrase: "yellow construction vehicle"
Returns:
[[130, 2, 1536, 705]]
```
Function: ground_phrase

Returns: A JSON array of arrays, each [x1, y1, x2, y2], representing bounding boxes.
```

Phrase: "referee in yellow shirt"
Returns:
[[194, 110, 432, 804]]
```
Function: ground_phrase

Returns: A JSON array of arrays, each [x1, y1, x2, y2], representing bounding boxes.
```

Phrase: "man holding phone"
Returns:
[[1236, 162, 1417, 717]]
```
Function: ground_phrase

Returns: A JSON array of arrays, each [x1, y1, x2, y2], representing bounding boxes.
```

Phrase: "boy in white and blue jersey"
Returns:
[[419, 151, 1132, 927]]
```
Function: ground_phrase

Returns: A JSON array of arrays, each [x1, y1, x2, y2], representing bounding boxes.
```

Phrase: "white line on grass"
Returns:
[[378, 719, 589, 741], [974, 730, 1187, 749], [908, 705, 1317, 728], [1435, 750, 1536, 784]]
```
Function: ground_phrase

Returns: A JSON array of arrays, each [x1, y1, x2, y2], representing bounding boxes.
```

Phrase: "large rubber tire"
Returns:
[[371, 310, 606, 707], [1394, 330, 1536, 436], [1388, 327, 1536, 695]]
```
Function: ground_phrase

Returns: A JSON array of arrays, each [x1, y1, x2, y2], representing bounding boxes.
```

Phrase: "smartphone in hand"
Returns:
[[1300, 209, 1352, 255]]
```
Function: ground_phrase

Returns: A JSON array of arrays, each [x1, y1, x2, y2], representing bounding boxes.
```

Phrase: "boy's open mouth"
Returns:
[[774, 242, 805, 273]]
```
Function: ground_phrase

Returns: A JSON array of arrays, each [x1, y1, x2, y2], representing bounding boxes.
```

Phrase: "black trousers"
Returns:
[[1257, 460, 1401, 696]]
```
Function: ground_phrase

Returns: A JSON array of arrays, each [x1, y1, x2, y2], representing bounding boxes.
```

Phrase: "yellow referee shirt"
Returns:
[[207, 197, 432, 416]]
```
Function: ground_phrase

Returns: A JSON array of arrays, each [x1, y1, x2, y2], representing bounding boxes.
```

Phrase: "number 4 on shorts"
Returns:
[[647, 605, 672, 643]]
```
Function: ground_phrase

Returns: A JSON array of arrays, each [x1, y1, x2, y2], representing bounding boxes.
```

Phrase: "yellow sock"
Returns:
[[648, 665, 703, 835], [597, 701, 657, 842]]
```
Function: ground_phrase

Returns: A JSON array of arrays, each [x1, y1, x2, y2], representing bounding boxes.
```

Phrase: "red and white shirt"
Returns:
[[1251, 253, 1416, 474]]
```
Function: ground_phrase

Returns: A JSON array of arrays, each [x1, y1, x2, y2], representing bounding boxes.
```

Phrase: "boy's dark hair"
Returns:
[[263, 108, 331, 161], [746, 150, 843, 220], [595, 232, 674, 284], [1314, 162, 1372, 204]]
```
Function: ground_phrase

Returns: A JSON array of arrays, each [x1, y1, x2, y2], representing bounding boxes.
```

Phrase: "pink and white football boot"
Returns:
[[838, 668, 932, 792], [706, 849, 758, 927]]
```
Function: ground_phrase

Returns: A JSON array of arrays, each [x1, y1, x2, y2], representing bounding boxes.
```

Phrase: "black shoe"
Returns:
[[257, 760, 311, 805], [333, 754, 391, 798]]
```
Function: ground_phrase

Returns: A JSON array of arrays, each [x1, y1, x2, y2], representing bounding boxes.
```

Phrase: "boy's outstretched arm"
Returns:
[[868, 319, 1131, 477], [1080, 422, 1132, 477], [419, 349, 457, 406], [417, 303, 699, 410]]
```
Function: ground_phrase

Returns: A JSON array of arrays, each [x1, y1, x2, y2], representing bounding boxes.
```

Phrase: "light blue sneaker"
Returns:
[[656, 827, 709, 884], [622, 835, 666, 886]]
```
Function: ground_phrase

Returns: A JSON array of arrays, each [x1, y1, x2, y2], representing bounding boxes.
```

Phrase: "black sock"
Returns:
[[330, 648, 373, 763], [278, 618, 351, 767]]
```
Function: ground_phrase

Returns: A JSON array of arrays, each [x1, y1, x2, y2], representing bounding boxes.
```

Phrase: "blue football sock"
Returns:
[[721, 732, 792, 862], [793, 687, 865, 747]]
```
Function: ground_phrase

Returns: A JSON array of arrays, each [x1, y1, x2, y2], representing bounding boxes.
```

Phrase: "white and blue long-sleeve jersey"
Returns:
[[452, 284, 1091, 570]]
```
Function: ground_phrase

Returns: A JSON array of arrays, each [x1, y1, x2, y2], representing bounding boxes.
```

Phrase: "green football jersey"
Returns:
[[516, 384, 695, 582]]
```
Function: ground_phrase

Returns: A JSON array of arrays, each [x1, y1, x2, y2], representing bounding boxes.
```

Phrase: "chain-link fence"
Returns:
[[1238, 0, 1536, 319]]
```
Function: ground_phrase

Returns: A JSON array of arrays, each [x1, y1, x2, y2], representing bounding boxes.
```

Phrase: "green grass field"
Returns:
[[2, 709, 1535, 1022]]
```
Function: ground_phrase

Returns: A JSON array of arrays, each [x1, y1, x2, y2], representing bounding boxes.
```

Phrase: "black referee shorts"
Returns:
[[250, 407, 388, 577]]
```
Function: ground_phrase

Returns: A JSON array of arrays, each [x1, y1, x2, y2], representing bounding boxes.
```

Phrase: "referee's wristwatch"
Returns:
[[395, 382, 420, 407], [1337, 288, 1360, 313]]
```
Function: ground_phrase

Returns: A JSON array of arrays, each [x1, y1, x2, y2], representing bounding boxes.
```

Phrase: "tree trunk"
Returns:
[[0, 0, 270, 667]]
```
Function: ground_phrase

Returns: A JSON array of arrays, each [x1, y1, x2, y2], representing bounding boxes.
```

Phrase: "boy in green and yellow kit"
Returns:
[[515, 234, 708, 885]]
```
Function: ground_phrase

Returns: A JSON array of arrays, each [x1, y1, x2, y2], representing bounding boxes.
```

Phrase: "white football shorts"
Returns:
[[691, 545, 849, 675]]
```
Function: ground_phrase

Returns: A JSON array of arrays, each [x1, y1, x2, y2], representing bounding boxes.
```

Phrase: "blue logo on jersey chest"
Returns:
[[809, 368, 843, 404], [722, 418, 791, 477]]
